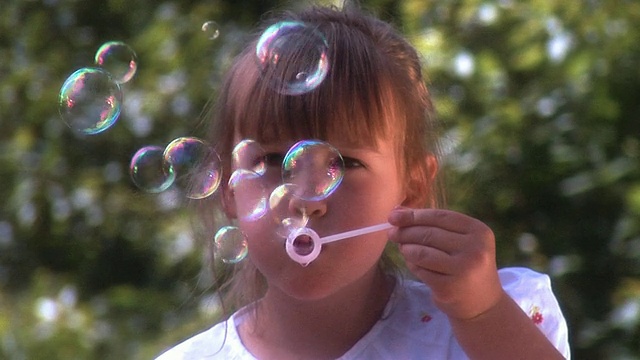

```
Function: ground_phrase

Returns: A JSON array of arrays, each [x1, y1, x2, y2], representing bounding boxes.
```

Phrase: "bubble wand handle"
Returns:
[[319, 222, 394, 244]]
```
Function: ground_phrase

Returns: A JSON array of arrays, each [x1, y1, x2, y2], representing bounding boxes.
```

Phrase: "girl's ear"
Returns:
[[402, 154, 439, 208], [221, 184, 238, 219]]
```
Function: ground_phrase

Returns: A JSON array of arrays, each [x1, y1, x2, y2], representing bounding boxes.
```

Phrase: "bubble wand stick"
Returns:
[[286, 222, 394, 265], [320, 222, 394, 244]]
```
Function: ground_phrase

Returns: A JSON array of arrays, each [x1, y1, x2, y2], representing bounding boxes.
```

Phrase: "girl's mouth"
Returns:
[[291, 234, 315, 256]]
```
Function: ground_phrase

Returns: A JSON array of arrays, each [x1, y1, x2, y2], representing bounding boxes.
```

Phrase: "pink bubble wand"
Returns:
[[285, 222, 394, 265]]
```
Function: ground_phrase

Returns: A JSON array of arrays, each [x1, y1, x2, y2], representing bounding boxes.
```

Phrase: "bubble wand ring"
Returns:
[[285, 222, 394, 265]]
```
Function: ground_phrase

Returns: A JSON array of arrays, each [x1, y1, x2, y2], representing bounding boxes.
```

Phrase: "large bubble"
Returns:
[[163, 137, 222, 199], [281, 140, 344, 201], [94, 41, 138, 84], [129, 145, 175, 193], [256, 21, 329, 95], [58, 67, 122, 135]]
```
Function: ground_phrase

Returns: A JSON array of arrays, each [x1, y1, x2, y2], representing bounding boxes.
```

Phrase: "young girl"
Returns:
[[157, 3, 570, 359]]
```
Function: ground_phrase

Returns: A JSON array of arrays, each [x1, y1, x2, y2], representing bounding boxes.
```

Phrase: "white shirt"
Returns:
[[156, 267, 570, 359]]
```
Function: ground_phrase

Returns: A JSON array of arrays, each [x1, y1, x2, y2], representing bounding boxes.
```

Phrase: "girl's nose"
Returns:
[[289, 195, 327, 218]]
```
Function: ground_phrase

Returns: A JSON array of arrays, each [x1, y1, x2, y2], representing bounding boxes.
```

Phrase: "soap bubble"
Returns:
[[228, 169, 269, 221], [129, 145, 175, 193], [268, 183, 309, 237], [281, 140, 344, 201], [163, 137, 222, 199], [58, 67, 122, 135], [232, 139, 267, 175], [214, 226, 248, 264], [256, 21, 329, 95], [201, 21, 220, 40], [94, 41, 138, 84]]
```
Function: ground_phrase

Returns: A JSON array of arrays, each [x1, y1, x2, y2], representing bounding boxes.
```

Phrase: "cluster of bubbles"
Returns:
[[58, 19, 221, 135], [213, 21, 336, 264], [130, 138, 345, 264], [58, 41, 138, 135], [58, 20, 335, 265], [129, 137, 222, 199], [213, 139, 345, 264], [171, 21, 335, 264]]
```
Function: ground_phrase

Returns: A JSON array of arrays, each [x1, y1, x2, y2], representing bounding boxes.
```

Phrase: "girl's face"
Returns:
[[228, 134, 408, 301]]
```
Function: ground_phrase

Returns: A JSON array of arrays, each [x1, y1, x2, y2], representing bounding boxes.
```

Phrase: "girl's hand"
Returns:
[[388, 207, 505, 320]]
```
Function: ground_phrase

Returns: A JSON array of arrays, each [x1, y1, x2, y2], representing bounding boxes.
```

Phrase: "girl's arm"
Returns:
[[388, 207, 567, 359]]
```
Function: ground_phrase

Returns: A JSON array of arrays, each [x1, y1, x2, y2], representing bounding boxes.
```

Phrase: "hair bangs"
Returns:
[[228, 19, 400, 149]]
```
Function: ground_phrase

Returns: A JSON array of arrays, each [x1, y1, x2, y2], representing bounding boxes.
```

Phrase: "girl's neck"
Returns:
[[239, 267, 395, 360]]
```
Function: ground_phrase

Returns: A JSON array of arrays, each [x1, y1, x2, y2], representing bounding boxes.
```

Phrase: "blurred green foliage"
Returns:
[[0, 0, 639, 359]]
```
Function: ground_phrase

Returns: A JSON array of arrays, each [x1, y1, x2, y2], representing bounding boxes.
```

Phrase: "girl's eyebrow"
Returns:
[[334, 142, 384, 154], [340, 147, 380, 154]]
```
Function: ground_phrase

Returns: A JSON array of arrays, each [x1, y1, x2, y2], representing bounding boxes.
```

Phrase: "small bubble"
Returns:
[[228, 169, 269, 221], [94, 41, 138, 84], [58, 67, 122, 135], [268, 183, 309, 237], [201, 21, 220, 40], [214, 226, 248, 263], [129, 145, 175, 193], [232, 139, 267, 175]]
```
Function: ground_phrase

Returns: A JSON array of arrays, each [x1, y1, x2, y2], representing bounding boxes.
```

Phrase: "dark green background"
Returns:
[[1, 0, 639, 358]]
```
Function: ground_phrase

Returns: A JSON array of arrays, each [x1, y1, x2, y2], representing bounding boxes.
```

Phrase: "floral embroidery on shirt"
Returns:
[[420, 312, 432, 323], [529, 305, 544, 325]]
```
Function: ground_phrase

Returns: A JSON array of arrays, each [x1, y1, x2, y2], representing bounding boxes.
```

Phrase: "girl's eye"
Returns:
[[263, 153, 285, 167], [342, 156, 364, 169]]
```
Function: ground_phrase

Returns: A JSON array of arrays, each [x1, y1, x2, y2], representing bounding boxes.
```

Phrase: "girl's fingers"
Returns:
[[389, 207, 479, 234], [389, 225, 461, 254], [399, 243, 453, 274], [388, 208, 495, 254]]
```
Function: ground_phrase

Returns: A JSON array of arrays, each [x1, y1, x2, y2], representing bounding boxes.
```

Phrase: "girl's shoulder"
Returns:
[[154, 310, 255, 360]]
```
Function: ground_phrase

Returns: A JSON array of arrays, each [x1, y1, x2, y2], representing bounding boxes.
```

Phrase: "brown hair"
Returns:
[[197, 2, 444, 314]]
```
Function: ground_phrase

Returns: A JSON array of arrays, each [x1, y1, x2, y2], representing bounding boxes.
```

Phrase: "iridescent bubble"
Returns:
[[94, 41, 138, 84], [214, 226, 248, 264], [256, 21, 329, 95], [163, 137, 222, 199], [58, 67, 122, 135], [129, 145, 175, 193], [268, 183, 309, 237], [228, 169, 269, 221], [201, 21, 220, 40], [282, 140, 344, 201], [232, 139, 267, 175]]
